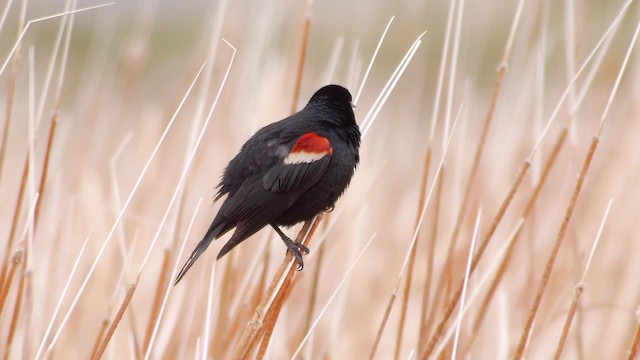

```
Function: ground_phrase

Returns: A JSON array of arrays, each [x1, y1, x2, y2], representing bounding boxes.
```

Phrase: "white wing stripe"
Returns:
[[284, 151, 328, 164]]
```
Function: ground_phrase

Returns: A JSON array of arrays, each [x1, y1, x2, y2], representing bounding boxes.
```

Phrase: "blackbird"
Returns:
[[175, 84, 360, 284]]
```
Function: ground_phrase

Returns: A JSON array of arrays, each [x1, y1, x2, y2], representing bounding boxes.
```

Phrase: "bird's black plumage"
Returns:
[[175, 85, 360, 284]]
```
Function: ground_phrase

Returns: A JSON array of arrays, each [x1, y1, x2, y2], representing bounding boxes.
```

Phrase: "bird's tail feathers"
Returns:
[[174, 221, 227, 285]]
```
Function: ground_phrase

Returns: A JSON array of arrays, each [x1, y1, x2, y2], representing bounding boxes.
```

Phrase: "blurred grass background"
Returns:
[[1, 0, 639, 359]]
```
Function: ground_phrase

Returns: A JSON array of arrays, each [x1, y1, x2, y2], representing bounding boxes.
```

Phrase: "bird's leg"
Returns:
[[271, 225, 310, 271]]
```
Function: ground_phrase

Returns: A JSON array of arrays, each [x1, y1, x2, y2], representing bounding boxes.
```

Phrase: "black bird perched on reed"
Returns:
[[175, 85, 360, 284]]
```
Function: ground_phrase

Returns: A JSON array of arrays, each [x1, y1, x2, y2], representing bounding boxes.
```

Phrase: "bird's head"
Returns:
[[306, 84, 357, 129]]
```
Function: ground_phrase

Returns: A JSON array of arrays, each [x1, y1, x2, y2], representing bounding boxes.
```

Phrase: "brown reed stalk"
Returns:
[[0, 158, 28, 291], [33, 114, 59, 230], [212, 251, 236, 355], [143, 249, 171, 353], [290, 0, 312, 114], [428, 0, 525, 331], [256, 266, 296, 359], [553, 284, 583, 360], [3, 249, 26, 360], [255, 218, 321, 356], [0, 7, 25, 187], [294, 239, 326, 356], [222, 259, 265, 354], [394, 146, 431, 360], [0, 251, 20, 317], [628, 318, 640, 360], [516, 15, 638, 355], [418, 161, 444, 353], [422, 160, 531, 358], [232, 217, 320, 358], [512, 137, 599, 359], [92, 284, 137, 360], [461, 128, 568, 356], [256, 238, 271, 304], [369, 291, 397, 359], [89, 319, 110, 360]]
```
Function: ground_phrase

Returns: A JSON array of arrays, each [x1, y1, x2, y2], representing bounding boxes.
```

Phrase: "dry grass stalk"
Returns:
[[34, 230, 92, 360], [108, 41, 236, 359], [143, 199, 202, 360], [143, 249, 172, 353], [418, 160, 444, 353], [212, 251, 236, 355], [428, 0, 525, 330], [451, 210, 482, 359], [0, 0, 25, 187], [290, 0, 313, 114], [431, 220, 524, 358], [512, 144, 592, 358], [553, 199, 612, 359], [0, 250, 20, 316], [629, 313, 640, 360], [369, 290, 397, 359], [0, 56, 18, 186], [422, 159, 531, 358], [394, 145, 431, 359], [3, 250, 26, 360], [89, 319, 110, 360], [0, 149, 28, 300], [3, 194, 39, 359], [354, 16, 395, 106], [256, 267, 296, 359], [513, 16, 640, 359], [92, 284, 137, 360], [42, 61, 209, 358], [372, 106, 461, 360], [33, 114, 58, 230], [460, 128, 568, 356], [0, 3, 115, 77], [291, 234, 376, 359], [232, 217, 319, 358], [294, 237, 326, 356], [259, 218, 322, 353], [423, 1, 632, 353]]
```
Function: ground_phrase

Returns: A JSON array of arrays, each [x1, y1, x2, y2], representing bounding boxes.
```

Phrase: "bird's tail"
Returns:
[[174, 221, 228, 285]]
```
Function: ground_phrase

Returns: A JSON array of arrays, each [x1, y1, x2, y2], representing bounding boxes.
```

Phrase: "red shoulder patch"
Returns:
[[291, 133, 333, 154]]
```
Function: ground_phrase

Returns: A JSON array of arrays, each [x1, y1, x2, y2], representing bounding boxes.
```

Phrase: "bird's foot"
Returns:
[[282, 236, 310, 271]]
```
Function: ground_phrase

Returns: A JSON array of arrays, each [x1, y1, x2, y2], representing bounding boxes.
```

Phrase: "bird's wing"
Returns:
[[223, 132, 333, 224]]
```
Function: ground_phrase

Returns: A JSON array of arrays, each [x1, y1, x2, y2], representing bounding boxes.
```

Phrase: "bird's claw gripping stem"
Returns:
[[283, 236, 309, 271]]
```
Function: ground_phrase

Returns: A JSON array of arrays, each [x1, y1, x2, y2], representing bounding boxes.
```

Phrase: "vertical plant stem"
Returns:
[[34, 114, 59, 232], [369, 292, 396, 359], [143, 249, 171, 353], [512, 137, 599, 359], [0, 2, 26, 186], [290, 0, 312, 114], [233, 217, 320, 358], [92, 284, 137, 360], [394, 146, 432, 359], [553, 285, 583, 360], [0, 157, 28, 291], [429, 0, 525, 330], [0, 252, 20, 316], [89, 319, 110, 360], [418, 162, 444, 353], [628, 319, 640, 360], [295, 240, 326, 356], [422, 160, 531, 358], [461, 128, 568, 356], [256, 267, 296, 359], [3, 251, 26, 360]]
